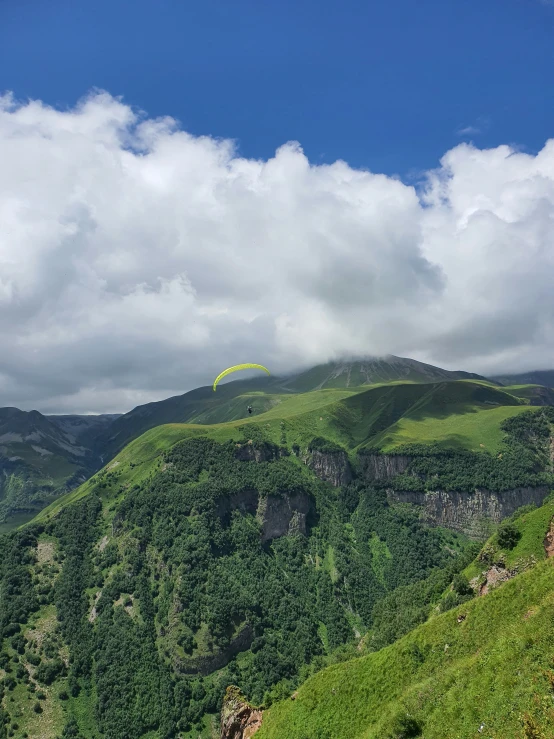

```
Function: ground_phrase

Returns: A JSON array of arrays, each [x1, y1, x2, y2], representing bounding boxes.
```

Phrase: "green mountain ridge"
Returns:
[[0, 356, 511, 530], [2, 380, 554, 738]]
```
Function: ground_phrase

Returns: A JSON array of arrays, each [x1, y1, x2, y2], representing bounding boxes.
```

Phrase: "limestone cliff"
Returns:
[[256, 492, 310, 542], [307, 448, 353, 487], [217, 489, 311, 542], [387, 486, 550, 538], [220, 686, 262, 739], [234, 440, 289, 463], [358, 453, 412, 481]]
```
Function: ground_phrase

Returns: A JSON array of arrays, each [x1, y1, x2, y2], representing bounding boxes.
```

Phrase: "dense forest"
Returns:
[[0, 409, 552, 737]]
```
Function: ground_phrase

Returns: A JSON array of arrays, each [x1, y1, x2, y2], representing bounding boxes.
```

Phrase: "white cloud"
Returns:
[[457, 125, 481, 137], [1, 91, 554, 412]]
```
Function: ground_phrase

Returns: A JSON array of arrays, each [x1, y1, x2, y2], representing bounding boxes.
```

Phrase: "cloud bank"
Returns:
[[1, 91, 554, 413]]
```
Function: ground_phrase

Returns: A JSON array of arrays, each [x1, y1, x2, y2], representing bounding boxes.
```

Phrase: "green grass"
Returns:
[[378, 404, 538, 454], [258, 556, 554, 739], [368, 533, 392, 586], [323, 545, 339, 584], [256, 499, 554, 738]]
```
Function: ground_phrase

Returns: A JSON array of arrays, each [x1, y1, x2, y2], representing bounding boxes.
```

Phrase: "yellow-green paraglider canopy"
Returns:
[[213, 363, 270, 391]]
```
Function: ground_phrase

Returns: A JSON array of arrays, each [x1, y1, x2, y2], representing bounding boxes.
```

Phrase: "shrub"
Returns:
[[498, 522, 521, 550], [452, 574, 473, 597], [35, 658, 65, 685], [385, 710, 423, 738]]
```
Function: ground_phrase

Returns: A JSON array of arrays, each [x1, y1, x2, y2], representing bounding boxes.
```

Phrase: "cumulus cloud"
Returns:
[[1, 90, 554, 413]]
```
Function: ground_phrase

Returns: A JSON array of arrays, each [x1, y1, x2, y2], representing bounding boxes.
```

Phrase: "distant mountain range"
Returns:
[[492, 370, 554, 388], [1, 354, 554, 529], [0, 409, 119, 530]]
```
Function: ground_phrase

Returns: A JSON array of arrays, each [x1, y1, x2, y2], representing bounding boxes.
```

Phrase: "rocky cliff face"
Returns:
[[359, 453, 412, 481], [387, 486, 550, 539], [256, 492, 310, 542], [234, 441, 289, 463], [307, 449, 353, 487], [220, 686, 262, 739], [217, 490, 311, 542]]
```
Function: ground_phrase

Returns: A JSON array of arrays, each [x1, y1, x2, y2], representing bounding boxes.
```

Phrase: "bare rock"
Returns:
[[307, 449, 353, 487], [220, 686, 262, 739]]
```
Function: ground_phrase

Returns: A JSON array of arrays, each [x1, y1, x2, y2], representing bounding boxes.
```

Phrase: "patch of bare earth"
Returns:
[[479, 564, 515, 596], [25, 608, 57, 650], [89, 591, 102, 623], [36, 540, 55, 564], [544, 517, 554, 557], [107, 460, 120, 470], [98, 535, 109, 552]]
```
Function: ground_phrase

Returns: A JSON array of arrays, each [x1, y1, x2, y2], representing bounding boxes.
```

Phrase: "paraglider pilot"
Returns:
[[247, 405, 253, 415]]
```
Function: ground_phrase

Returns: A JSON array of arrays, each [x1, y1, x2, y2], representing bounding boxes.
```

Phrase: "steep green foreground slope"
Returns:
[[258, 501, 554, 739]]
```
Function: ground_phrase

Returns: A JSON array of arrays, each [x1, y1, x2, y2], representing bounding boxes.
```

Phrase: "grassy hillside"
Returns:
[[500, 384, 554, 406], [1, 358, 548, 531], [94, 356, 499, 461], [279, 355, 494, 392], [257, 498, 554, 739], [34, 380, 543, 526]]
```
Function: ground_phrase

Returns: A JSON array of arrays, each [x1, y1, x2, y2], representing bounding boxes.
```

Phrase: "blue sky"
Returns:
[[2, 0, 554, 412], [1, 0, 553, 177]]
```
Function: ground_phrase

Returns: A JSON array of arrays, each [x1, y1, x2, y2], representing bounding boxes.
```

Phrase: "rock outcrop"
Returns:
[[307, 449, 353, 487], [220, 686, 262, 739], [544, 517, 554, 557], [359, 453, 412, 481], [235, 441, 289, 463], [387, 486, 550, 539], [477, 564, 516, 596], [217, 490, 311, 542], [256, 493, 310, 542]]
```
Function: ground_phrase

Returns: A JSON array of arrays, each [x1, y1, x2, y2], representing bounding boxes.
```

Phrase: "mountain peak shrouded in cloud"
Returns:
[[2, 91, 554, 413]]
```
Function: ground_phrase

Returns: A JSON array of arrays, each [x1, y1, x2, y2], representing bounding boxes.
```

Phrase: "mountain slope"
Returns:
[[256, 498, 554, 739], [280, 355, 495, 392], [35, 379, 543, 526], [94, 356, 498, 461], [47, 413, 121, 449], [0, 409, 119, 531], [3, 387, 554, 738], [6, 376, 543, 531], [0, 431, 475, 739]]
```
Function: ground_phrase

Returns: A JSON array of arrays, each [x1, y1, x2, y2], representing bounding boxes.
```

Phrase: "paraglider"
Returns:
[[212, 363, 270, 391]]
